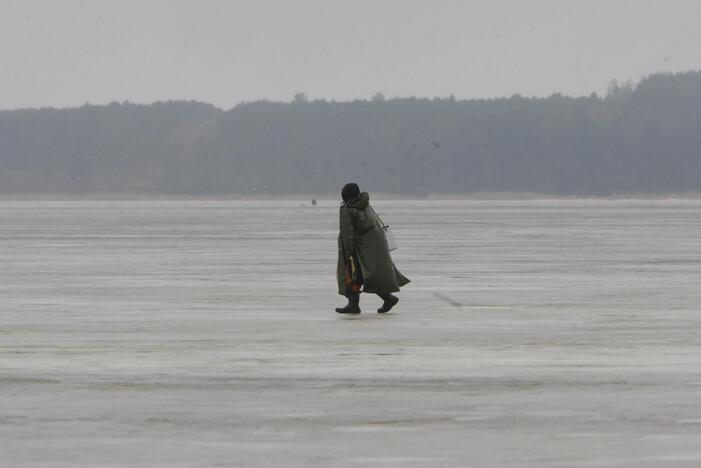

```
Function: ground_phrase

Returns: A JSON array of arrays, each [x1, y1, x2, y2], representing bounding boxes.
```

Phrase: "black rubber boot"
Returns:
[[377, 294, 399, 313], [336, 293, 361, 314]]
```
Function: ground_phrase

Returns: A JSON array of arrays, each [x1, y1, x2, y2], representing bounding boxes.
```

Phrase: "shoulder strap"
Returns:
[[368, 205, 387, 227]]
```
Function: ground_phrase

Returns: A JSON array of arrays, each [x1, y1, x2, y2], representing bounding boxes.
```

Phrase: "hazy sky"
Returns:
[[2, 0, 700, 110]]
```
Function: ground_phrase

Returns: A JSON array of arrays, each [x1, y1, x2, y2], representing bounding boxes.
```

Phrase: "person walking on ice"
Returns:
[[336, 183, 410, 314]]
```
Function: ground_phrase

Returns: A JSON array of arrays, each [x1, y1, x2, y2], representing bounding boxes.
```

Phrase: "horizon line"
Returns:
[[2, 69, 700, 113]]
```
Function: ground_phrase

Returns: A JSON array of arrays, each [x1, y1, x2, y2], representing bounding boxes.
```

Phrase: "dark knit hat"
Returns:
[[341, 183, 360, 203]]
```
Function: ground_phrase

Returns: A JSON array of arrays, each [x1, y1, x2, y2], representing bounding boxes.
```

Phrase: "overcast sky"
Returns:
[[1, 0, 700, 110]]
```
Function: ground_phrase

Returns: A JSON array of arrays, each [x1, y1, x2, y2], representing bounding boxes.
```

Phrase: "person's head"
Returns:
[[341, 183, 360, 203]]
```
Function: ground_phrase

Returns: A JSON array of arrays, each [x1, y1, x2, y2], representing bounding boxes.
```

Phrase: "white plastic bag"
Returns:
[[383, 225, 397, 251], [368, 205, 398, 251]]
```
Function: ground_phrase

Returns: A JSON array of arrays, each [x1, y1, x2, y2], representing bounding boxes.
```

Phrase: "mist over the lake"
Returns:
[[3, 1, 701, 197], [1, 71, 701, 196]]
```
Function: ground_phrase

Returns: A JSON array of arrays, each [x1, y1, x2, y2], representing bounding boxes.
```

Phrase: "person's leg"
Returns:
[[336, 255, 363, 314], [336, 292, 361, 314], [377, 292, 399, 313]]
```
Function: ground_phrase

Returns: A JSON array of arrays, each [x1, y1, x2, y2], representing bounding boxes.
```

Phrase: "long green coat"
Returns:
[[337, 192, 410, 295]]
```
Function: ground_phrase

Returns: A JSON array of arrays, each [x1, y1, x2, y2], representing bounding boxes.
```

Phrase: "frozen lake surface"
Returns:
[[2, 199, 701, 467]]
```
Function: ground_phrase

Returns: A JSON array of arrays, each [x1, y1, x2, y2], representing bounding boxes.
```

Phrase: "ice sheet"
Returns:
[[1, 199, 701, 467]]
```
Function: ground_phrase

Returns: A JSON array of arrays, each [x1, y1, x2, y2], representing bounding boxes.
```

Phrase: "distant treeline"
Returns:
[[1, 71, 700, 196]]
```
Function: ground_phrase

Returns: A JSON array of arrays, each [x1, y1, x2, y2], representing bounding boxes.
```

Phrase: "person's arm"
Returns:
[[339, 206, 355, 262]]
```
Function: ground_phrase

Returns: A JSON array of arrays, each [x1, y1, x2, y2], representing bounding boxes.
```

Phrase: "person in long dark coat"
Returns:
[[335, 183, 410, 314]]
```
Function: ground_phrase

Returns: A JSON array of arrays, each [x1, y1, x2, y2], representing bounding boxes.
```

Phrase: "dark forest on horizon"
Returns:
[[1, 71, 700, 196]]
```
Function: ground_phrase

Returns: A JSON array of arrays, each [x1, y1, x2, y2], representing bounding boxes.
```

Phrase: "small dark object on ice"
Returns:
[[312, 198, 317, 205], [377, 295, 399, 313]]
